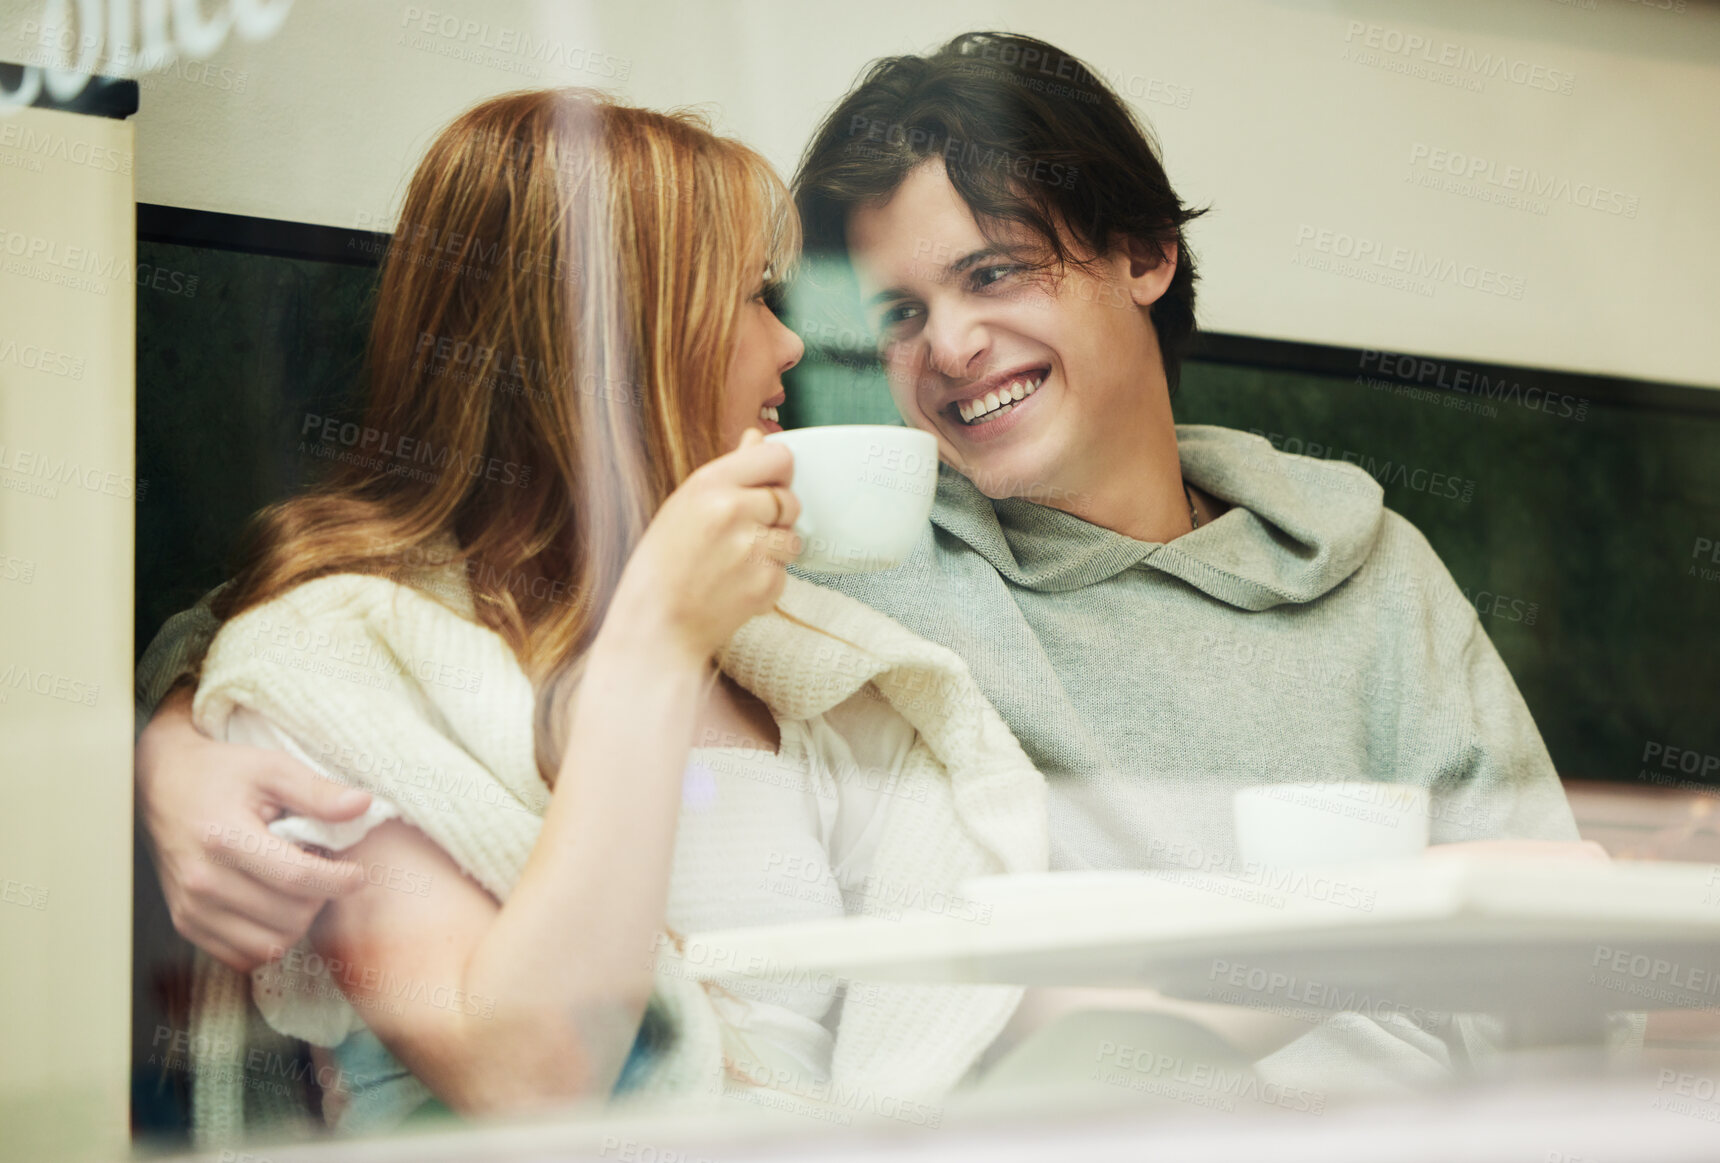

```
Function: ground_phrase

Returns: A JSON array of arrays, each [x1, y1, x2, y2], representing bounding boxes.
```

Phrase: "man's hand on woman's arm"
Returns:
[[135, 684, 373, 971]]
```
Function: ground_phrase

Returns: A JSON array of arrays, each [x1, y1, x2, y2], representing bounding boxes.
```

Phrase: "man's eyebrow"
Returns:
[[948, 246, 1005, 275], [864, 247, 1005, 308]]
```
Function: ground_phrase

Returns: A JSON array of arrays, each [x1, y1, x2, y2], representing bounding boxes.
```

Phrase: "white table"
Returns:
[[686, 858, 1720, 1046], [141, 1077, 1720, 1163]]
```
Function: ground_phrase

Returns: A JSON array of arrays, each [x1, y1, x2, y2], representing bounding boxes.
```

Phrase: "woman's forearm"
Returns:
[[318, 434, 797, 1110], [314, 622, 712, 1112], [451, 623, 711, 1102]]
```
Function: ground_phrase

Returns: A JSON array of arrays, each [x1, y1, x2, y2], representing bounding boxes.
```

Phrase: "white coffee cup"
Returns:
[[1233, 782, 1430, 867], [763, 425, 937, 574]]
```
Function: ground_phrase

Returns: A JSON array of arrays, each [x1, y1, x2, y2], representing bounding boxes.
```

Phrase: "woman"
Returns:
[[165, 89, 1046, 1143]]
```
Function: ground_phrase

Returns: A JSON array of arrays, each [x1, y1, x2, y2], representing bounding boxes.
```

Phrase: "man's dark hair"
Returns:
[[795, 31, 1206, 390]]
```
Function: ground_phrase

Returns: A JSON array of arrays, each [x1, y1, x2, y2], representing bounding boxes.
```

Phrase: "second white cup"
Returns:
[[1233, 782, 1430, 867]]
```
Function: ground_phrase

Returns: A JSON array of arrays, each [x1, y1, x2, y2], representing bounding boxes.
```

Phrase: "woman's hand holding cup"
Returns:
[[607, 428, 801, 667]]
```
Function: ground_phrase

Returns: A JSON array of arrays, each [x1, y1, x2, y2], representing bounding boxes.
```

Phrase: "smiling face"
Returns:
[[719, 276, 804, 446], [846, 160, 1177, 506]]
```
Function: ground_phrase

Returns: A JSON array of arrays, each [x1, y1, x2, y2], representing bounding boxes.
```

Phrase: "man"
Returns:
[[791, 31, 1580, 872], [782, 30, 1595, 1085], [135, 31, 1594, 1095]]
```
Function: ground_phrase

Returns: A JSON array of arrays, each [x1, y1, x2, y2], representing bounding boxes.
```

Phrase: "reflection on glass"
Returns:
[[2, 4, 1715, 1160]]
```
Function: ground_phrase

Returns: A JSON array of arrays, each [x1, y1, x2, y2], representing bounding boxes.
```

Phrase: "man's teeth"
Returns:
[[957, 375, 1043, 425], [759, 404, 779, 424]]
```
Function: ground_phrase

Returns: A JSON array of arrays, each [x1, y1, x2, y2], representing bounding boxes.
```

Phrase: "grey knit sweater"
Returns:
[[806, 423, 1578, 870], [802, 423, 1583, 1090]]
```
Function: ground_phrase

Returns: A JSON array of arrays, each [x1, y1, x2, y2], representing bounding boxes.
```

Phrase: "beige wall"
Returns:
[[0, 103, 136, 1161], [3, 0, 1716, 387]]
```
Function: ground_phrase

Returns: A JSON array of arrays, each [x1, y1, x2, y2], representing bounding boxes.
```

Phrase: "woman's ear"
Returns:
[[1118, 236, 1178, 309]]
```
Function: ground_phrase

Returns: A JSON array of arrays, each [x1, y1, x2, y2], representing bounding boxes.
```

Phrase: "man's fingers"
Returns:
[[172, 900, 298, 972], [178, 924, 263, 974], [223, 840, 370, 901], [259, 753, 371, 822], [185, 855, 332, 926], [194, 813, 370, 903], [182, 907, 304, 971]]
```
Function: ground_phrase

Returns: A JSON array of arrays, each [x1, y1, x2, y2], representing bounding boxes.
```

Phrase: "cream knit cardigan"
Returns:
[[185, 569, 1048, 1145]]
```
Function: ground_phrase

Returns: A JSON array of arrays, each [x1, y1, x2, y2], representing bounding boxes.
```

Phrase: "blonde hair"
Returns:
[[213, 88, 800, 779]]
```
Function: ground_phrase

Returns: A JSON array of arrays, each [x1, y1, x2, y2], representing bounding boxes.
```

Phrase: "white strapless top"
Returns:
[[226, 689, 916, 1087]]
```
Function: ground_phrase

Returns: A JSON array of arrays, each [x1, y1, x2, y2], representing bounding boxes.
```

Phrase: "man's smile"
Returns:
[[934, 364, 1052, 444]]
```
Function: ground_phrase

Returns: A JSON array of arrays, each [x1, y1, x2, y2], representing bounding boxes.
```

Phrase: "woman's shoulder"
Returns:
[[222, 528, 475, 628], [220, 568, 476, 640], [202, 567, 515, 710], [193, 567, 537, 787]]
